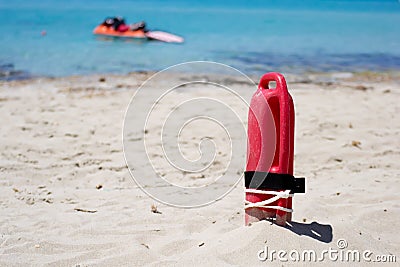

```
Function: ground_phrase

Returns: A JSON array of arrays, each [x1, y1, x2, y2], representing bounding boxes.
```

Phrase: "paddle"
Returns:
[[145, 31, 184, 43]]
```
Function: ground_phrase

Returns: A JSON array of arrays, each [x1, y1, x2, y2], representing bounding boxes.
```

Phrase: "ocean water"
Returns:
[[1, 0, 400, 80]]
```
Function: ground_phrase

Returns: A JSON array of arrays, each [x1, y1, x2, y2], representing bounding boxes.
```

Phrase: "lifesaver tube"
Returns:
[[245, 72, 305, 226]]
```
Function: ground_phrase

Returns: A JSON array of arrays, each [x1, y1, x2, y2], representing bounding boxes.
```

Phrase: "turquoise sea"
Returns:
[[1, 0, 400, 80]]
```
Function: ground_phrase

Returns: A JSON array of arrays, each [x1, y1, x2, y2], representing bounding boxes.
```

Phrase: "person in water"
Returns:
[[101, 17, 146, 32], [129, 21, 146, 31], [101, 16, 129, 32]]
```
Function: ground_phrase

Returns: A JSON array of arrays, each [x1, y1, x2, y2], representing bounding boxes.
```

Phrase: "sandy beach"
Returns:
[[0, 71, 399, 266]]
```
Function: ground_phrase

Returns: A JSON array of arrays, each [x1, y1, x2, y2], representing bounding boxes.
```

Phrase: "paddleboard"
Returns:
[[145, 31, 184, 43]]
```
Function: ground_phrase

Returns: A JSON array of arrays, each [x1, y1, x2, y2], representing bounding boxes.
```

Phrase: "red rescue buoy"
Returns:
[[245, 72, 305, 226]]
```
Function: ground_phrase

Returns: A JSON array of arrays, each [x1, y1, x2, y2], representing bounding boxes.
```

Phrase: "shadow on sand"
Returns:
[[282, 221, 333, 243]]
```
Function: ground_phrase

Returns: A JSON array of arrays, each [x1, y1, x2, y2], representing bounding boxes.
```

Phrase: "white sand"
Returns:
[[0, 72, 399, 266]]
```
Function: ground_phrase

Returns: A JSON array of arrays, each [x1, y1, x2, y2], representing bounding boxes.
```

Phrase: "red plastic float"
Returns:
[[245, 72, 305, 226]]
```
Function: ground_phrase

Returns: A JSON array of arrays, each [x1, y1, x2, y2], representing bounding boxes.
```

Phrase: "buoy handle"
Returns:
[[258, 72, 288, 93]]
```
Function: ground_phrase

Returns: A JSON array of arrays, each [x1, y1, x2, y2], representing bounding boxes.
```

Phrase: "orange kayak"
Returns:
[[93, 25, 146, 38]]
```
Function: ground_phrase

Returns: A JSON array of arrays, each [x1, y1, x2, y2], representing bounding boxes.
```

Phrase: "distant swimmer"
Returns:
[[101, 16, 128, 32], [129, 21, 146, 31], [101, 16, 146, 32]]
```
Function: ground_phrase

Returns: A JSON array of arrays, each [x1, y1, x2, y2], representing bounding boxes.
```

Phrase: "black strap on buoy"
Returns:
[[245, 171, 305, 194]]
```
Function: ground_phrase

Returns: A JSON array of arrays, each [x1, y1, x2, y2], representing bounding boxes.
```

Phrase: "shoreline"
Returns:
[[2, 69, 400, 87]]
